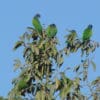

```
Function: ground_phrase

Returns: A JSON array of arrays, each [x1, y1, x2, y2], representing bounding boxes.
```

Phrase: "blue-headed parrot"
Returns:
[[82, 24, 93, 42], [46, 24, 57, 38], [32, 14, 42, 33]]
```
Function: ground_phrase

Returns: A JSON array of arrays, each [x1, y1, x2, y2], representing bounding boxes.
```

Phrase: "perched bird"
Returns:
[[82, 24, 93, 42], [46, 24, 57, 38], [32, 14, 42, 33], [66, 30, 77, 47]]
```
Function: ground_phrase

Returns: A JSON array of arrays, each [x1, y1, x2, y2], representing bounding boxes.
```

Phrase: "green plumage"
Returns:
[[17, 75, 30, 91], [46, 24, 57, 38], [17, 79, 28, 91], [32, 14, 42, 33], [82, 24, 93, 41]]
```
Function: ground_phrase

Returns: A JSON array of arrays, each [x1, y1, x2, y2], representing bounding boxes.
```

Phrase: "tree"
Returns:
[[0, 96, 8, 100], [8, 14, 100, 100]]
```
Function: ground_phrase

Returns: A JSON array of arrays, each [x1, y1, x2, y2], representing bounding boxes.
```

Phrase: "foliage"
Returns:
[[8, 14, 100, 100], [0, 96, 8, 100]]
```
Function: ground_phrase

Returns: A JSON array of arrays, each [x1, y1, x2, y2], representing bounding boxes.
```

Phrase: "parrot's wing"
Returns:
[[82, 24, 93, 41], [46, 25, 57, 38], [46, 26, 51, 38], [32, 18, 42, 33], [82, 28, 92, 41], [51, 26, 57, 37]]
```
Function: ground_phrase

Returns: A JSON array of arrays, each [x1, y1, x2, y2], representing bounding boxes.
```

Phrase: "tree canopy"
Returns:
[[2, 14, 100, 100]]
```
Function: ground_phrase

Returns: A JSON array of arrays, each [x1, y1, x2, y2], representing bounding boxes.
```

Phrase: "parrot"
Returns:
[[46, 24, 57, 38], [82, 24, 93, 42], [66, 30, 77, 47], [32, 14, 42, 33], [17, 79, 28, 91]]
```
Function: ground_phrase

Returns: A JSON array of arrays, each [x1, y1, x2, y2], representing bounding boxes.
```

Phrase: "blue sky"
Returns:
[[0, 0, 100, 97]]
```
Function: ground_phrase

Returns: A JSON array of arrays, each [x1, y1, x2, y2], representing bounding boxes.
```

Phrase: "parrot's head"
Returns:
[[88, 24, 93, 29], [34, 14, 41, 18], [50, 24, 56, 27]]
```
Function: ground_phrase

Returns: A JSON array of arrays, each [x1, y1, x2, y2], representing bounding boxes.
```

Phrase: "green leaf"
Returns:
[[23, 47, 30, 58], [36, 90, 45, 100], [57, 53, 63, 67], [83, 71, 87, 81], [12, 78, 18, 85], [73, 65, 80, 72], [13, 41, 24, 50], [31, 44, 34, 52], [25, 33, 31, 41], [91, 76, 100, 85], [14, 59, 22, 71], [34, 47, 39, 55], [55, 79, 61, 90], [91, 60, 96, 71], [27, 26, 34, 31]]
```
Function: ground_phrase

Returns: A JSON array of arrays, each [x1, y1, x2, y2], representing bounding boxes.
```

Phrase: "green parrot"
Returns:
[[82, 24, 93, 42], [46, 24, 57, 38], [32, 14, 42, 33], [66, 30, 77, 47], [17, 79, 28, 91], [17, 75, 30, 91]]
